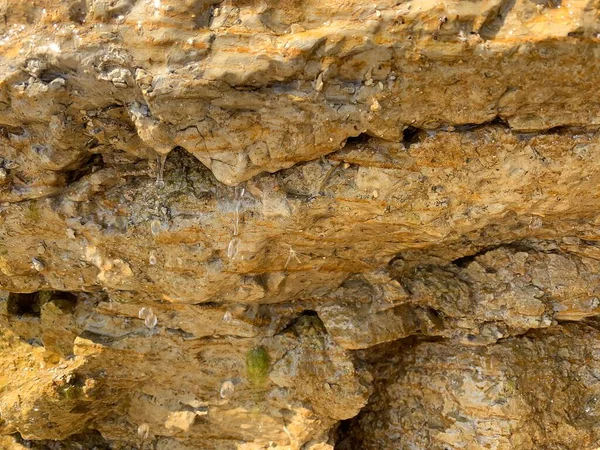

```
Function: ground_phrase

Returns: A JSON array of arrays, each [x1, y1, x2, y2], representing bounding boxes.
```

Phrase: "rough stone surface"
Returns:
[[1, 0, 600, 449], [339, 322, 600, 450]]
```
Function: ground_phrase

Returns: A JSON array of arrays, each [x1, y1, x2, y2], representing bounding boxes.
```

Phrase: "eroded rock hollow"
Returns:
[[1, 0, 600, 449]]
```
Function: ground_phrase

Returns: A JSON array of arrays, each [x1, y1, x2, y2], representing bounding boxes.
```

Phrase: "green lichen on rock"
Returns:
[[37, 291, 53, 305], [57, 384, 83, 401], [27, 201, 40, 223], [246, 346, 270, 387]]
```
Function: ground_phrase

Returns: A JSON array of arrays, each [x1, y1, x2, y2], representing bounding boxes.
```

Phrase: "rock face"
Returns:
[[338, 322, 600, 450], [1, 0, 600, 449]]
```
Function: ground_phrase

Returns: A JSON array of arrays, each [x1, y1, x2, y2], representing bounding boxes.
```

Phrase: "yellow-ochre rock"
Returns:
[[1, 0, 600, 448]]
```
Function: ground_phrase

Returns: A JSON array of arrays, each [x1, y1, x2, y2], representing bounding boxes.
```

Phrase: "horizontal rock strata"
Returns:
[[1, 0, 600, 449]]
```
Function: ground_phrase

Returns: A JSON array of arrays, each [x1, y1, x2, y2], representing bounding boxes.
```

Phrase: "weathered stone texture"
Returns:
[[1, 0, 600, 449], [339, 322, 600, 449]]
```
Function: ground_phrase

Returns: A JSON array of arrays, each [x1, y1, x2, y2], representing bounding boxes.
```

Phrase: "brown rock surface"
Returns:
[[339, 322, 600, 449], [1, 0, 600, 449]]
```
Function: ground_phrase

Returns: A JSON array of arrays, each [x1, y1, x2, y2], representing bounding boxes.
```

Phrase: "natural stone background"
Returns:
[[1, 0, 600, 448]]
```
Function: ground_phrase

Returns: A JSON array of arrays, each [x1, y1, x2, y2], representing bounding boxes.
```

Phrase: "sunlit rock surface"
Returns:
[[1, 0, 600, 448]]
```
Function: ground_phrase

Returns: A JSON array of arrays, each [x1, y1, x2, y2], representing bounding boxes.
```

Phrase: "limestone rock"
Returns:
[[340, 322, 600, 449], [1, 0, 600, 448]]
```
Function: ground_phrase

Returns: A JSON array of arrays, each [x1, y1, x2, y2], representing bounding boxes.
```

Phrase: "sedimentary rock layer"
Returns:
[[1, 0, 600, 449]]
